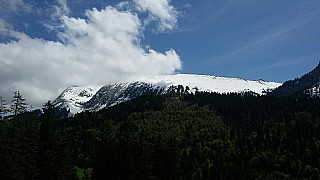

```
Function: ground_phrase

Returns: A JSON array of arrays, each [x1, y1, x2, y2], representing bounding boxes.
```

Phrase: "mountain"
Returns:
[[53, 86, 102, 113], [53, 74, 282, 114], [83, 82, 166, 112], [271, 62, 320, 97], [137, 74, 280, 94]]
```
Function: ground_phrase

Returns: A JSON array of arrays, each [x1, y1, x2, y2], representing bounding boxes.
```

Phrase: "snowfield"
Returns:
[[53, 74, 282, 115], [138, 74, 281, 94]]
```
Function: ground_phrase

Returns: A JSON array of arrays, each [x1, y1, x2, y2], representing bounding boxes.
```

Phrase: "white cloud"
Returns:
[[0, 19, 12, 34], [0, 4, 181, 108], [0, 0, 32, 14], [134, 0, 178, 31], [52, 0, 71, 19]]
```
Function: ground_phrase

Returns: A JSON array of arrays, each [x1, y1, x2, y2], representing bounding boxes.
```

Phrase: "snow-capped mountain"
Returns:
[[137, 74, 281, 94], [53, 74, 282, 114], [84, 82, 166, 112], [53, 86, 102, 114]]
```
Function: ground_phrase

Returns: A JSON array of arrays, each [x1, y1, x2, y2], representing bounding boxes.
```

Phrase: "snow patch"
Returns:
[[53, 86, 102, 114]]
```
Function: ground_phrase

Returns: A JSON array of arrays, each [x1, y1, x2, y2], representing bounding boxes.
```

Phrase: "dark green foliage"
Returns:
[[0, 101, 76, 179], [1, 92, 320, 179], [182, 92, 320, 179], [311, 168, 320, 180], [97, 93, 165, 122], [0, 119, 39, 179], [271, 62, 320, 97], [38, 100, 75, 179], [90, 92, 320, 179], [92, 95, 227, 179]]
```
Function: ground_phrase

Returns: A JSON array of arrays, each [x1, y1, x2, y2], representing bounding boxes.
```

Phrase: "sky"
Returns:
[[0, 0, 320, 108]]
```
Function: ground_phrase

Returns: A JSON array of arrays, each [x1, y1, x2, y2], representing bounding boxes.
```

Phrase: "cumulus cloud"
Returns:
[[134, 0, 178, 31], [0, 1, 181, 108]]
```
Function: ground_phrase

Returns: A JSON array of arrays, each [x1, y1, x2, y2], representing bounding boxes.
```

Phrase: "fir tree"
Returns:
[[10, 91, 28, 117], [38, 101, 75, 179], [0, 96, 9, 119], [38, 100, 56, 179]]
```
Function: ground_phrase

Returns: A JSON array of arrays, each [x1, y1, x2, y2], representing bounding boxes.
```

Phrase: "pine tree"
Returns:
[[10, 91, 28, 117], [38, 100, 56, 179], [38, 101, 75, 179], [0, 96, 9, 119]]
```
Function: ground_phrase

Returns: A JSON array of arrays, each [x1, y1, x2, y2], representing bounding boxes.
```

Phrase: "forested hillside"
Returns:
[[1, 91, 320, 179], [271, 62, 320, 97]]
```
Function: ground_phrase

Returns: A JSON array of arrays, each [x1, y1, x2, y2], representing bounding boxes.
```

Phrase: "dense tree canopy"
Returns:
[[0, 91, 320, 179]]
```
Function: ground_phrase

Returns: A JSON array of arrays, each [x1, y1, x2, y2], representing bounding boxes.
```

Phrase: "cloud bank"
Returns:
[[0, 0, 181, 108]]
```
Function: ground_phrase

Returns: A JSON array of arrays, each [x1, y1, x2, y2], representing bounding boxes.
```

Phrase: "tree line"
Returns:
[[0, 100, 75, 179], [0, 91, 29, 119], [1, 90, 320, 179]]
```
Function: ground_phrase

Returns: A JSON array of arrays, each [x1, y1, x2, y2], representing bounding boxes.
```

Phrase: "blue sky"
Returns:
[[149, 0, 320, 82], [0, 0, 320, 106]]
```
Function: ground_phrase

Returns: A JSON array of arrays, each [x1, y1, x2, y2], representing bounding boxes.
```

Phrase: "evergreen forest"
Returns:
[[1, 91, 320, 179]]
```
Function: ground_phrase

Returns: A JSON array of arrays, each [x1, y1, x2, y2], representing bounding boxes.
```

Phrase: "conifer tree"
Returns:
[[38, 100, 56, 179], [38, 100, 75, 179], [10, 91, 28, 116], [0, 96, 9, 119]]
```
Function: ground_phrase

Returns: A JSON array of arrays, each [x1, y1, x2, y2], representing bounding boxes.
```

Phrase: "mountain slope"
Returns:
[[53, 86, 102, 114], [53, 74, 282, 114], [84, 82, 166, 111], [271, 62, 320, 97], [304, 82, 320, 97]]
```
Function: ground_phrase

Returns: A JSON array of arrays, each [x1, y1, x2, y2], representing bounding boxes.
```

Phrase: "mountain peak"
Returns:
[[53, 86, 102, 114]]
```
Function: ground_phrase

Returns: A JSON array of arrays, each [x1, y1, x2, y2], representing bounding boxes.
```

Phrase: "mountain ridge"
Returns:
[[271, 62, 320, 97], [53, 74, 282, 115]]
